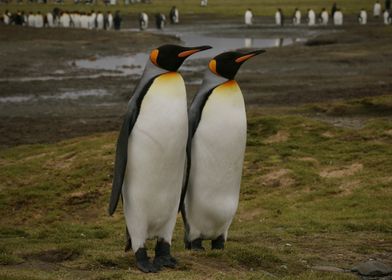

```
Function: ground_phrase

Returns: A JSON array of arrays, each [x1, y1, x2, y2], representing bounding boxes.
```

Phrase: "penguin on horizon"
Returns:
[[275, 8, 284, 26], [374, 0, 382, 17], [180, 49, 265, 251], [244, 8, 253, 26], [333, 8, 343, 25], [358, 8, 367, 25], [307, 8, 316, 26], [320, 8, 329, 25], [139, 12, 149, 30], [108, 44, 212, 273], [293, 8, 301, 25]]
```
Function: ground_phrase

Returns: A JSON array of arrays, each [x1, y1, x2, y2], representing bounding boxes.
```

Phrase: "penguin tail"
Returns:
[[108, 191, 119, 216]]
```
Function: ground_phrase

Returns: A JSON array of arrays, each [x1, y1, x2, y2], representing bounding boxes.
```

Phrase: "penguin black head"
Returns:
[[150, 44, 212, 72], [208, 49, 266, 80]]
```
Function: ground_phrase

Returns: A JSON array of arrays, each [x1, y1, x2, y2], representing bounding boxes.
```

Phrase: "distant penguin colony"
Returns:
[[3, 1, 392, 30], [2, 9, 116, 30]]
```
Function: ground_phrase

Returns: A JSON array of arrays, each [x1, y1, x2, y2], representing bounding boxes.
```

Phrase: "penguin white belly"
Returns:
[[275, 13, 281, 25], [186, 80, 247, 241], [122, 72, 188, 252]]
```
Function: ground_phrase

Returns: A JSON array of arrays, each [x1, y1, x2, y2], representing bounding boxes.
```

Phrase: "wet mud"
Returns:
[[0, 15, 391, 147]]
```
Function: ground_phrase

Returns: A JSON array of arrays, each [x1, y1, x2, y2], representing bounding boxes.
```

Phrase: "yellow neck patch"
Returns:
[[213, 80, 241, 97]]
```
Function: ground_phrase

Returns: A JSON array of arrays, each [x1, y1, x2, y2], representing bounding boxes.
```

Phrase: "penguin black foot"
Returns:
[[154, 255, 177, 269], [190, 238, 205, 251], [135, 248, 158, 273], [153, 239, 177, 269], [184, 240, 191, 250], [211, 235, 225, 250]]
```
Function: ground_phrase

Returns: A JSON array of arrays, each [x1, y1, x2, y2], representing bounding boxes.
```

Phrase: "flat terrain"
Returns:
[[0, 16, 392, 147], [0, 10, 392, 280]]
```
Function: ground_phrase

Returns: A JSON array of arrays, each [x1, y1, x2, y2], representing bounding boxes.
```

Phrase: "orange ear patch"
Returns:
[[150, 49, 159, 66], [235, 54, 254, 63], [209, 59, 218, 75], [178, 49, 199, 58]]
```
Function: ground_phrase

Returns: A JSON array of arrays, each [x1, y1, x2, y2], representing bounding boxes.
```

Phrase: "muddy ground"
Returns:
[[0, 15, 391, 147]]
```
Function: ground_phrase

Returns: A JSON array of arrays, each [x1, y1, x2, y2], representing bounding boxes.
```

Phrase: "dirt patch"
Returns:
[[22, 152, 51, 162], [263, 131, 289, 144], [66, 190, 101, 205], [238, 208, 264, 222], [24, 248, 80, 263], [53, 152, 77, 170], [261, 169, 295, 188], [305, 38, 337, 46], [319, 163, 363, 178], [385, 130, 392, 137], [321, 131, 336, 138], [1, 21, 392, 148], [338, 180, 361, 196], [183, 253, 246, 275]]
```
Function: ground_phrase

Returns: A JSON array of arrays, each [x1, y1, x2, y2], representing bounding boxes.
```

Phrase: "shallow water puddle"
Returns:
[[72, 34, 301, 76], [0, 89, 109, 103], [174, 34, 300, 59], [74, 23, 304, 75], [72, 53, 146, 76]]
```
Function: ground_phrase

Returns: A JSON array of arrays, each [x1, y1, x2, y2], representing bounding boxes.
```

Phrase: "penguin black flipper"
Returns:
[[108, 77, 157, 216], [108, 107, 138, 216], [179, 87, 216, 213]]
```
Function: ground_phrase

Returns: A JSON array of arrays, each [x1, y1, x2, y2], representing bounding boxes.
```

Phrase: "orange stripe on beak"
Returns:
[[235, 53, 255, 63], [150, 49, 159, 65], [178, 49, 200, 58]]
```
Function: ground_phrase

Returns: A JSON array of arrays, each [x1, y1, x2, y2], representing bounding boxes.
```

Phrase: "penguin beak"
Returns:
[[178, 45, 212, 58], [235, 49, 266, 63]]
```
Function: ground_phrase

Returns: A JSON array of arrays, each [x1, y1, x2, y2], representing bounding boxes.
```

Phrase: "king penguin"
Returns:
[[180, 49, 265, 250], [108, 44, 212, 273]]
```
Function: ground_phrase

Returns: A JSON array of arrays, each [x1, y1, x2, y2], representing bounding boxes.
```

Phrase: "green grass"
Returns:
[[1, 0, 376, 17], [1, 96, 392, 279]]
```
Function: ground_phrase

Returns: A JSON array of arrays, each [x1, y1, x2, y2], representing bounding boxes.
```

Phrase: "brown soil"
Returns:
[[319, 163, 363, 178], [263, 130, 289, 144], [261, 168, 295, 188], [1, 16, 392, 148]]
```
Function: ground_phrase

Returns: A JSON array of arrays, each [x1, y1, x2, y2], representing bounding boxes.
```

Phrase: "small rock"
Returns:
[[352, 260, 392, 277]]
